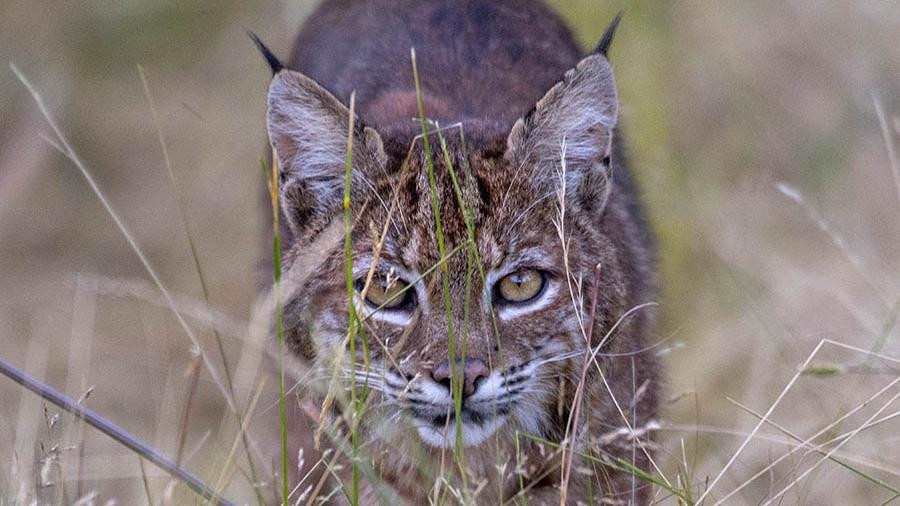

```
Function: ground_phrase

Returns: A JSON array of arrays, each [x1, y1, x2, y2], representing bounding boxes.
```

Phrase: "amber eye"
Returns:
[[496, 269, 545, 304], [357, 275, 413, 310]]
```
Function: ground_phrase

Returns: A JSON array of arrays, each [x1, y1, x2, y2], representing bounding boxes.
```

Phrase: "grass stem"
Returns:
[[411, 51, 469, 486], [342, 92, 362, 506], [137, 64, 264, 503], [266, 150, 289, 504], [0, 356, 233, 506]]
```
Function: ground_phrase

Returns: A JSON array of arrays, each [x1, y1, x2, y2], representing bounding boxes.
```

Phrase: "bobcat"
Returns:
[[255, 0, 658, 503]]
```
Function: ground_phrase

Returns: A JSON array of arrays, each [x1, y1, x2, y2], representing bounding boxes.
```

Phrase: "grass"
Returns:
[[7, 58, 898, 506], [323, 56, 900, 504], [411, 48, 467, 470], [5, 67, 898, 506], [139, 63, 264, 504], [3, 1, 900, 504], [261, 151, 289, 504], [0, 347, 230, 505], [342, 91, 365, 506]]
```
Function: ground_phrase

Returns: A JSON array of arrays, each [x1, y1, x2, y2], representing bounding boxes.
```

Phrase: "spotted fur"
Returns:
[[259, 1, 658, 504]]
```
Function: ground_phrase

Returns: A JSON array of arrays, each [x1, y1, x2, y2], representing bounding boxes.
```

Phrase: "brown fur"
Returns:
[[260, 0, 659, 504]]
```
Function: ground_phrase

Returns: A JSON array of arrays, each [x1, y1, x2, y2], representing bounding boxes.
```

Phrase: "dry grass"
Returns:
[[1, 0, 899, 504]]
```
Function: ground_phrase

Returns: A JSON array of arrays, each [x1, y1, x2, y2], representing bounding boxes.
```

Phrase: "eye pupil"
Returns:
[[497, 269, 545, 304], [357, 275, 412, 309]]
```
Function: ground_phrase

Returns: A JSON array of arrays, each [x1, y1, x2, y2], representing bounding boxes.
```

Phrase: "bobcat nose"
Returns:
[[431, 357, 489, 397]]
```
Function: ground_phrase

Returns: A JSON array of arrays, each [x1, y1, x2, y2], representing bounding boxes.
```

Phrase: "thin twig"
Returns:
[[0, 357, 232, 506], [560, 263, 602, 505], [139, 457, 155, 505], [698, 339, 827, 503], [727, 397, 900, 495], [9, 63, 237, 415], [873, 97, 900, 210], [175, 355, 202, 467], [714, 338, 900, 504], [137, 64, 264, 503]]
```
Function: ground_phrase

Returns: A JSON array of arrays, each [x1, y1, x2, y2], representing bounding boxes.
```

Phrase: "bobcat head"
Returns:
[[263, 44, 655, 451]]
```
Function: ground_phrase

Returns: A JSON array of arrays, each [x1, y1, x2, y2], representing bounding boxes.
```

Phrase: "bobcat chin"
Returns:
[[256, 0, 659, 503]]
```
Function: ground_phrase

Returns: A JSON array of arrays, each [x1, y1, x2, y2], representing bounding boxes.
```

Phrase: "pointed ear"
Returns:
[[267, 70, 387, 236], [507, 54, 618, 199]]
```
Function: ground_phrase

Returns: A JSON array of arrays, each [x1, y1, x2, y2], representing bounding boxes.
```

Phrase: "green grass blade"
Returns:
[[269, 152, 289, 505], [342, 92, 363, 506], [410, 49, 466, 463], [516, 432, 692, 504]]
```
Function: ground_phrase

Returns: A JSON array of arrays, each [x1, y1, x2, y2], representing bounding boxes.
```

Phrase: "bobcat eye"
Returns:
[[356, 276, 414, 310], [496, 269, 546, 304]]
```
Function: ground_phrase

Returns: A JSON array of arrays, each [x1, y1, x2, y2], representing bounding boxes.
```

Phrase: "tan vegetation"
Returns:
[[1, 1, 899, 504]]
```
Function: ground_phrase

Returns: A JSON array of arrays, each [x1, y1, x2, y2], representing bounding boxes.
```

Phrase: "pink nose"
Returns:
[[431, 357, 489, 397]]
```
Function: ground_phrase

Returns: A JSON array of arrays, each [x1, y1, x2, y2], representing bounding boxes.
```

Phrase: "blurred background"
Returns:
[[2, 0, 899, 504]]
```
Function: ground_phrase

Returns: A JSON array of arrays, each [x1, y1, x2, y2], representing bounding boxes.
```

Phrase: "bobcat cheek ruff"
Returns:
[[256, 2, 657, 502]]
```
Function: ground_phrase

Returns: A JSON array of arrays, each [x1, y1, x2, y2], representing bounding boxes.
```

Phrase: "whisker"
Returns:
[[527, 334, 675, 371]]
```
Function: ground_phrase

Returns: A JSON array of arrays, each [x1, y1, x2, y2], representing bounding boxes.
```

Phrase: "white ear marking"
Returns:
[[507, 54, 618, 199], [265, 69, 386, 234]]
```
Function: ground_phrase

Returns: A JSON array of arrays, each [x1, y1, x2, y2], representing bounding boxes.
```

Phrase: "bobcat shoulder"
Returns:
[[256, 1, 658, 503]]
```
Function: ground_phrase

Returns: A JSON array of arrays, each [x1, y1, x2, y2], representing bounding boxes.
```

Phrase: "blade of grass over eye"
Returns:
[[353, 198, 399, 378], [364, 241, 467, 316], [432, 124, 476, 383], [434, 123, 506, 384], [411, 49, 467, 464], [267, 150, 289, 505], [138, 64, 264, 504], [342, 91, 365, 506], [432, 122, 511, 493], [432, 125, 506, 463]]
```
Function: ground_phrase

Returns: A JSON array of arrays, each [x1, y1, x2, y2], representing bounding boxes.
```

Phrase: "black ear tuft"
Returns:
[[594, 12, 623, 56], [247, 31, 284, 74]]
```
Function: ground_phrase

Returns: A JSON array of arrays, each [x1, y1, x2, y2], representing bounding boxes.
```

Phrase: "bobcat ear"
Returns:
[[507, 53, 617, 199], [267, 69, 386, 236], [248, 31, 284, 74], [594, 12, 623, 56]]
